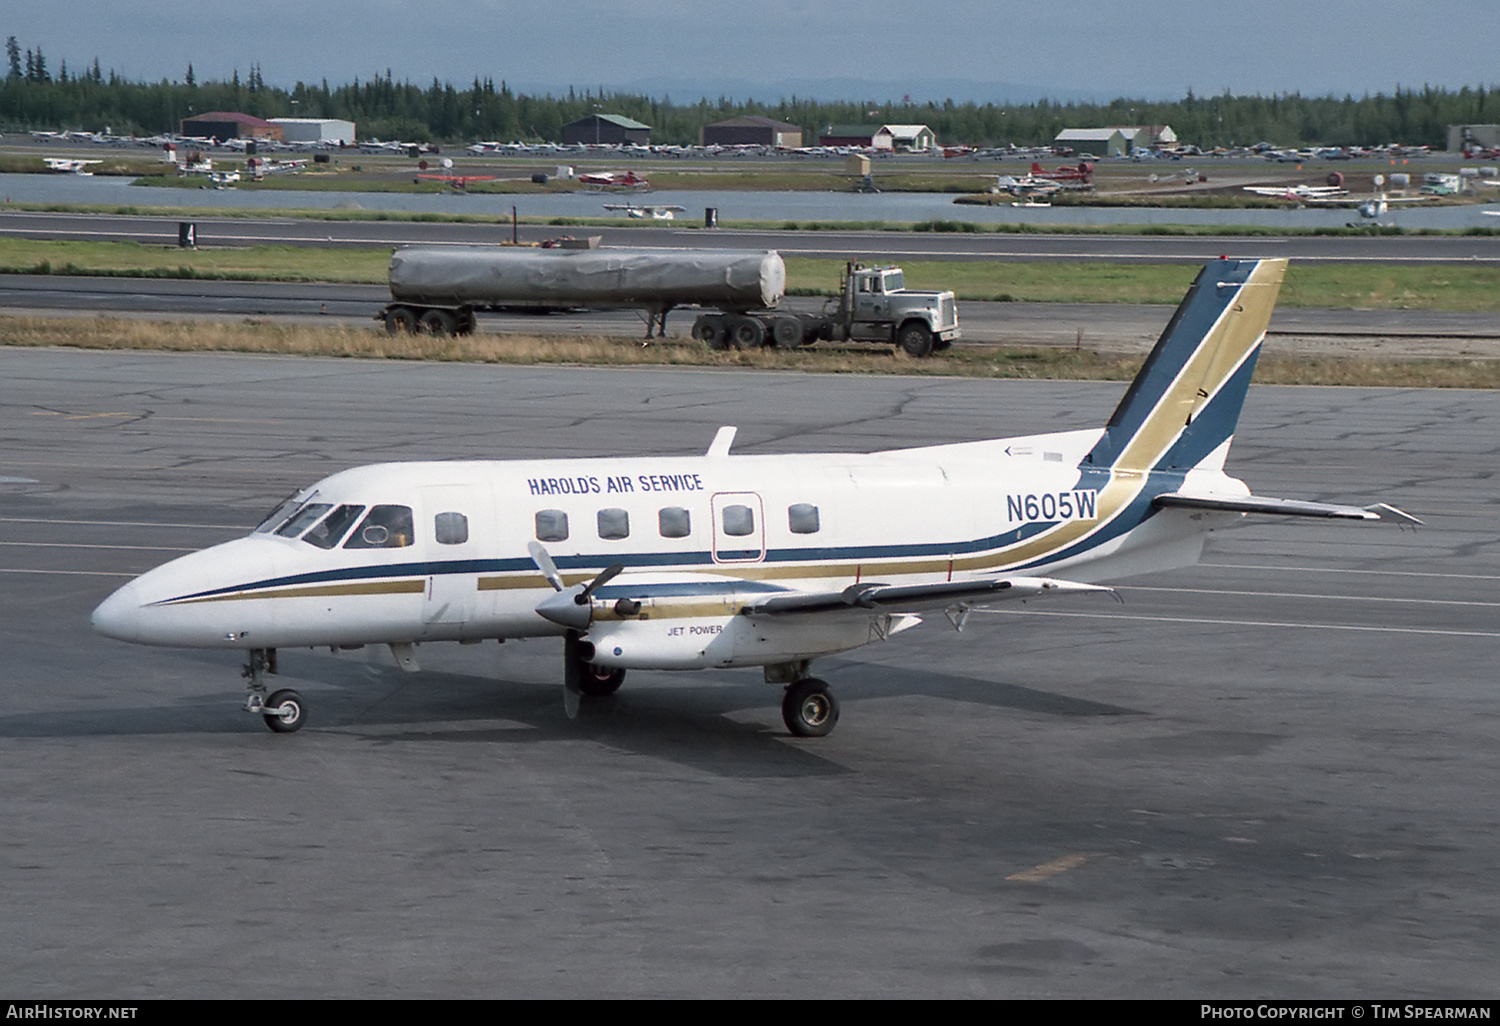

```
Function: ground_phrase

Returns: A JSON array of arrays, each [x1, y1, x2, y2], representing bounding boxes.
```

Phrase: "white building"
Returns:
[[269, 118, 356, 145], [1054, 128, 1132, 157], [1054, 125, 1177, 157]]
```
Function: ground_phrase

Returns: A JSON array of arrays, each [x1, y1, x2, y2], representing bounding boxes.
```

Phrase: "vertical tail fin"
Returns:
[[1083, 258, 1287, 474]]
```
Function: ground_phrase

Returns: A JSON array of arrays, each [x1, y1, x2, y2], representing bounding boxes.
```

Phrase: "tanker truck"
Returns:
[[378, 245, 960, 356]]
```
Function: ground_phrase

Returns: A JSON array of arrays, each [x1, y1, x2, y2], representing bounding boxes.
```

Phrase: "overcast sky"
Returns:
[[8, 1, 1497, 103]]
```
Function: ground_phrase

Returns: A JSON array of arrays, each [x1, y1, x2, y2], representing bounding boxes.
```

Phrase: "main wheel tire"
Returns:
[[782, 678, 839, 738], [896, 321, 934, 357], [579, 665, 626, 697], [385, 307, 418, 335], [263, 688, 306, 734], [770, 316, 803, 348], [419, 309, 459, 337], [729, 317, 766, 350], [694, 316, 728, 350]]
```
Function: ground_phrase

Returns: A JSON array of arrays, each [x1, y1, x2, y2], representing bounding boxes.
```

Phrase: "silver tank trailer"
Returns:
[[388, 246, 785, 314]]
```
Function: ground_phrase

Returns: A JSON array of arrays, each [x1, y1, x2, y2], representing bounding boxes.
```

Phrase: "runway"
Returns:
[[1, 350, 1496, 997], [3, 208, 1500, 263]]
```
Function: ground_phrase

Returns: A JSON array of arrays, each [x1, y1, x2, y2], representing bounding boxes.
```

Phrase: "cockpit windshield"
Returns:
[[274, 503, 332, 538], [254, 492, 312, 534], [302, 504, 366, 549]]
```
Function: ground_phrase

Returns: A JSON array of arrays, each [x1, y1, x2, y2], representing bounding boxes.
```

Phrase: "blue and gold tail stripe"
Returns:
[[1083, 259, 1286, 473]]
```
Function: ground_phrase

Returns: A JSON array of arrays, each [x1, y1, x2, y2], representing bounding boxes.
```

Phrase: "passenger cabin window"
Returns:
[[788, 503, 820, 534], [303, 504, 365, 549], [343, 505, 414, 549], [434, 511, 469, 545], [535, 509, 569, 542], [658, 507, 691, 539], [275, 503, 331, 538], [597, 508, 630, 541], [721, 504, 755, 537]]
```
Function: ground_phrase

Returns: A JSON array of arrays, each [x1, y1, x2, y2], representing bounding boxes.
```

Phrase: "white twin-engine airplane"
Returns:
[[92, 259, 1418, 737]]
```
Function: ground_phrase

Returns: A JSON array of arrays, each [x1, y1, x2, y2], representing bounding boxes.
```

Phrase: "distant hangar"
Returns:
[[270, 118, 356, 145], [179, 112, 283, 143], [561, 114, 651, 146], [702, 115, 803, 148], [817, 123, 936, 150], [1053, 125, 1177, 157]]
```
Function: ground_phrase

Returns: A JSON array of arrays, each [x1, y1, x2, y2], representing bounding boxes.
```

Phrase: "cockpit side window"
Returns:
[[302, 504, 366, 549], [274, 503, 332, 538], [343, 505, 415, 549]]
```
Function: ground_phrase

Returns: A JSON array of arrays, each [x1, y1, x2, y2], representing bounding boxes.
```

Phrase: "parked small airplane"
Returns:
[[578, 170, 650, 190], [602, 203, 687, 219], [1029, 161, 1094, 185], [92, 259, 1417, 737], [994, 174, 1061, 198], [43, 158, 103, 174], [1242, 183, 1349, 201]]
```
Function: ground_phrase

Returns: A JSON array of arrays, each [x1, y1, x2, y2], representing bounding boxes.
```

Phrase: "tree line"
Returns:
[[1, 37, 1492, 149]]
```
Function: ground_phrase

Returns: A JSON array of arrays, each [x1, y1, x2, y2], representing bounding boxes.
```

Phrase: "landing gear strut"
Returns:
[[242, 648, 306, 733], [782, 677, 839, 738]]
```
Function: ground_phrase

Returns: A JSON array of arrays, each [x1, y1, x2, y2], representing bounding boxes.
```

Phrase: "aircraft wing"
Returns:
[[1154, 493, 1421, 524], [742, 576, 1112, 616]]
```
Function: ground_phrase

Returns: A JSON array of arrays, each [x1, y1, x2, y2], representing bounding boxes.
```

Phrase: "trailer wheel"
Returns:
[[897, 321, 934, 357], [693, 315, 728, 350], [770, 316, 803, 348], [456, 310, 477, 336], [385, 306, 419, 335], [729, 316, 766, 350], [419, 309, 458, 337]]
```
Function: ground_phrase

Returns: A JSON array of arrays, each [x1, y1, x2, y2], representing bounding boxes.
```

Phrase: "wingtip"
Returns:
[[1364, 502, 1423, 526]]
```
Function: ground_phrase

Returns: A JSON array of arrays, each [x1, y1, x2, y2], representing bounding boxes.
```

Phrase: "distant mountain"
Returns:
[[503, 76, 1116, 107]]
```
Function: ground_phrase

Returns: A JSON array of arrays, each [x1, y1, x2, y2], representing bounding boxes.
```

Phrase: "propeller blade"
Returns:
[[581, 563, 624, 598], [527, 541, 565, 592], [562, 632, 586, 720]]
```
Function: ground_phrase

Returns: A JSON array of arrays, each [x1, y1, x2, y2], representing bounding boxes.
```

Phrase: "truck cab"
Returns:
[[841, 263, 961, 356]]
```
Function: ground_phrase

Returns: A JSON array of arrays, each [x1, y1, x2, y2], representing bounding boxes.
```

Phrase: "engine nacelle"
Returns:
[[582, 612, 920, 670]]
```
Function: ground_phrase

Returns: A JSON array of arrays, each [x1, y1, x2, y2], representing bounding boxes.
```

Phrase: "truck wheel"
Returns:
[[897, 321, 934, 357], [385, 307, 418, 335], [729, 316, 766, 350], [770, 316, 803, 348], [419, 309, 458, 337], [694, 316, 728, 350]]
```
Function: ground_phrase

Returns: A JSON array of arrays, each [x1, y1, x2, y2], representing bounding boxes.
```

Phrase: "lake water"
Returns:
[[3, 172, 1497, 230]]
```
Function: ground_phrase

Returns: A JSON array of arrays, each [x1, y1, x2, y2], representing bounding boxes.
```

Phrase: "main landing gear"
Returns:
[[781, 677, 839, 738], [243, 648, 306, 734], [563, 632, 627, 717]]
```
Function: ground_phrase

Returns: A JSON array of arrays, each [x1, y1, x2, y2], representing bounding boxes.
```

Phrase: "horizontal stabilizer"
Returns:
[[743, 576, 1112, 616], [1155, 493, 1422, 524]]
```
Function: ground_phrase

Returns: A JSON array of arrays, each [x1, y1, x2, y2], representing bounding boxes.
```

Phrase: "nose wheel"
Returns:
[[782, 677, 839, 738], [261, 689, 307, 733]]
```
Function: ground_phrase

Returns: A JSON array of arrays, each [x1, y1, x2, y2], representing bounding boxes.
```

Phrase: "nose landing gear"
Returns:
[[242, 648, 307, 733]]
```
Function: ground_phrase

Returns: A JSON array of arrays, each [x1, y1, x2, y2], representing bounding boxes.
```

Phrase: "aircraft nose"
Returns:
[[92, 580, 143, 644]]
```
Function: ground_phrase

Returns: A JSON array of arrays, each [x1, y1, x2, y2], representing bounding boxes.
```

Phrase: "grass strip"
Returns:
[[3, 315, 1497, 389]]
